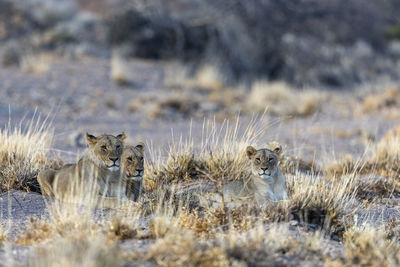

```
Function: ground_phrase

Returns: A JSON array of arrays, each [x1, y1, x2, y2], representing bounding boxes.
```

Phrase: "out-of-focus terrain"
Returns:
[[1, 0, 400, 266]]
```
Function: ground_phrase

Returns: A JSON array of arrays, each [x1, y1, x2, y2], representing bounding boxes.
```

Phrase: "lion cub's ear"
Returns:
[[246, 146, 257, 159], [116, 132, 126, 141], [86, 133, 98, 146], [273, 145, 282, 155], [135, 142, 145, 152]]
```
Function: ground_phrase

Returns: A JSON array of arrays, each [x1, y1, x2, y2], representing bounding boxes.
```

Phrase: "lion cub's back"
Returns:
[[203, 179, 253, 208]]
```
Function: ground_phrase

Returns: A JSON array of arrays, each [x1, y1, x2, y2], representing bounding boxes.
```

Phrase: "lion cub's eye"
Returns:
[[269, 157, 274, 162], [127, 157, 133, 162], [255, 158, 261, 163], [101, 145, 107, 151]]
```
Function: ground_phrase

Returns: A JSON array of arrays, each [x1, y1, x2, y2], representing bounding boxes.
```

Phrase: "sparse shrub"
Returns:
[[287, 173, 356, 236], [268, 141, 317, 174], [369, 125, 400, 178], [188, 65, 224, 91], [356, 176, 400, 201], [343, 227, 400, 266], [145, 226, 230, 267], [226, 224, 333, 266], [324, 154, 362, 178], [0, 116, 60, 193], [362, 89, 400, 114], [375, 125, 400, 164], [20, 53, 54, 74], [247, 81, 321, 117], [25, 235, 124, 267], [0, 225, 7, 246], [105, 0, 398, 87], [155, 153, 199, 184], [149, 95, 200, 120], [110, 48, 131, 86]]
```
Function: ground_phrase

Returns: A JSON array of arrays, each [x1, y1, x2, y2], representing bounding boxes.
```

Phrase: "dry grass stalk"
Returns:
[[0, 114, 59, 193], [362, 89, 400, 114], [247, 81, 321, 117], [110, 48, 131, 86]]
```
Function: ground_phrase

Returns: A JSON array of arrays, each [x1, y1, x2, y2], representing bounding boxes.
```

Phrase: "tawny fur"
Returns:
[[37, 133, 127, 208], [204, 146, 288, 208], [120, 143, 145, 201]]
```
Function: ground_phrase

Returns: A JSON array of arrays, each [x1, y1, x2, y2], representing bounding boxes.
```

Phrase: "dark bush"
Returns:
[[104, 0, 400, 87]]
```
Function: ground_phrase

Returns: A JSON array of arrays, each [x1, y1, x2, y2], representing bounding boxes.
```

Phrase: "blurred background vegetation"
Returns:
[[1, 0, 400, 89]]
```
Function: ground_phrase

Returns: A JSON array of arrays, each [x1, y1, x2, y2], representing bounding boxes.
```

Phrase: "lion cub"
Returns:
[[206, 146, 288, 208], [37, 133, 128, 208], [120, 143, 145, 201]]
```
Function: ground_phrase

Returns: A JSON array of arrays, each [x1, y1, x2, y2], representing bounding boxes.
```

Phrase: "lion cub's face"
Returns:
[[246, 146, 281, 180], [86, 133, 126, 172], [121, 143, 145, 181]]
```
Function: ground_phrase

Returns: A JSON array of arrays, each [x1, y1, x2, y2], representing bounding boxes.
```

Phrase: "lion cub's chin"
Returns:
[[108, 166, 120, 172], [257, 174, 274, 183], [128, 176, 142, 182]]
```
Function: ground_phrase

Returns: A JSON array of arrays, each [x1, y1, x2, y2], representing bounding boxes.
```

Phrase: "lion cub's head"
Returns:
[[246, 146, 281, 180], [86, 133, 126, 172], [121, 143, 145, 181]]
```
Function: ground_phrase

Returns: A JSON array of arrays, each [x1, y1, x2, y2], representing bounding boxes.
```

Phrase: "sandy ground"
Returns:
[[0, 57, 398, 164], [0, 56, 399, 264]]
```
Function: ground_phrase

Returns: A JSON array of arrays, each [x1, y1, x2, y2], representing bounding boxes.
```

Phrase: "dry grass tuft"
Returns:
[[144, 117, 267, 191], [15, 205, 142, 247], [268, 141, 317, 174], [355, 176, 400, 201], [362, 89, 400, 114], [26, 235, 124, 267], [342, 227, 400, 266], [374, 125, 400, 165], [247, 81, 321, 117], [20, 53, 54, 74], [187, 65, 225, 91], [145, 226, 230, 267], [357, 125, 400, 179], [323, 154, 364, 179], [226, 224, 333, 266], [0, 116, 60, 193], [148, 94, 200, 120], [107, 216, 139, 241], [286, 173, 355, 236], [5, 113, 400, 265], [320, 126, 400, 204], [0, 224, 7, 246], [179, 205, 260, 237], [110, 48, 131, 86]]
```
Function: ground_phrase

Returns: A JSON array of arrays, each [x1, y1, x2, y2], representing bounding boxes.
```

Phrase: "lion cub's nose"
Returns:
[[109, 157, 118, 163], [261, 167, 268, 171]]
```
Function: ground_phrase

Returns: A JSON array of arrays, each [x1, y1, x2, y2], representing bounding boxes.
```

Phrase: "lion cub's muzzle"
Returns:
[[258, 167, 272, 178], [127, 169, 144, 181], [107, 157, 120, 172]]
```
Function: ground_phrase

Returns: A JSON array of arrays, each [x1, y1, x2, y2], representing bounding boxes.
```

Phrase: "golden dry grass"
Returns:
[[3, 116, 400, 266], [362, 89, 400, 114], [186, 65, 224, 91], [0, 115, 61, 193], [247, 81, 322, 117], [144, 116, 268, 189], [20, 53, 54, 74], [342, 226, 400, 266], [0, 224, 7, 247], [110, 48, 131, 86]]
